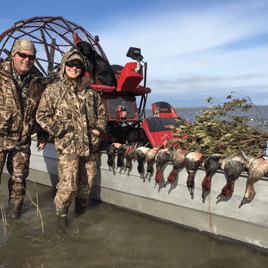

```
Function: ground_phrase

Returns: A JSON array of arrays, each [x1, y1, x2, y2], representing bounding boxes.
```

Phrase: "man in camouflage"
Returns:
[[36, 50, 107, 227], [0, 39, 48, 218]]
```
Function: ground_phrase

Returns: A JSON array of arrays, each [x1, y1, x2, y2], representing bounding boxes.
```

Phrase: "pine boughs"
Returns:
[[167, 93, 267, 158]]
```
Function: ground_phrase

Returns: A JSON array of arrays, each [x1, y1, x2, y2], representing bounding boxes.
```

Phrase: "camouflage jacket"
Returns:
[[36, 51, 107, 156], [0, 56, 48, 143]]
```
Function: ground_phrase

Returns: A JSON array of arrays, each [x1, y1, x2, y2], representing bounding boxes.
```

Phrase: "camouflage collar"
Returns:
[[0, 57, 13, 79]]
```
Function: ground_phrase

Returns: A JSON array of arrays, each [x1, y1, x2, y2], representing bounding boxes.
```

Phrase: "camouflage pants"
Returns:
[[54, 154, 98, 208], [0, 137, 31, 201]]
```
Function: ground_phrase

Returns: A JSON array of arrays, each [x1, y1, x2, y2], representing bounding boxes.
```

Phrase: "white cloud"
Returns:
[[97, 1, 268, 62], [90, 1, 268, 106]]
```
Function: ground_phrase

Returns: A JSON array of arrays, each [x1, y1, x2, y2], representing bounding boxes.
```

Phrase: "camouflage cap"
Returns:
[[67, 52, 85, 64], [11, 39, 36, 57]]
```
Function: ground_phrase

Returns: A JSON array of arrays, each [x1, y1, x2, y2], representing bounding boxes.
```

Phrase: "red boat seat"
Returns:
[[116, 62, 143, 92], [141, 116, 186, 148], [151, 102, 178, 118]]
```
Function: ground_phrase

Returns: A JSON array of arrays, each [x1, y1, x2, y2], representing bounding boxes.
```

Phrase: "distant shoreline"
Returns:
[[175, 105, 268, 109], [146, 105, 268, 110], [174, 106, 211, 109], [145, 107, 209, 110]]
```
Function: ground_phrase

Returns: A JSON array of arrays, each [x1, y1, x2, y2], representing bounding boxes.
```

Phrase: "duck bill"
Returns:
[[164, 181, 169, 187], [216, 193, 222, 199], [189, 187, 194, 196], [240, 196, 247, 206]]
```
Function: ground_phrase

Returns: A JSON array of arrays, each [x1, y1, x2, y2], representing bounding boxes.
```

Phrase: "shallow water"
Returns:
[[1, 174, 268, 268]]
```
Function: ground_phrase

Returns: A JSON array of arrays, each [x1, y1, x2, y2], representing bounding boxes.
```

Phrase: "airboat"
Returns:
[[1, 16, 268, 251]]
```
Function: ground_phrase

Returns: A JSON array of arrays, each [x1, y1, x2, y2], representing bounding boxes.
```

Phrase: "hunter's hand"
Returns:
[[92, 129, 100, 136], [37, 138, 46, 152]]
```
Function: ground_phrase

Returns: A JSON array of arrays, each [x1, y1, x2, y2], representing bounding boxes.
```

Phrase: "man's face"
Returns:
[[12, 50, 35, 75]]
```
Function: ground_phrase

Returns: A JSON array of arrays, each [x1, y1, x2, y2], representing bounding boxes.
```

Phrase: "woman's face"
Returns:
[[65, 59, 83, 81]]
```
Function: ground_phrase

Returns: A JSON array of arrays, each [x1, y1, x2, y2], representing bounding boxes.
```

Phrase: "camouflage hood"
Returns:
[[58, 51, 86, 81]]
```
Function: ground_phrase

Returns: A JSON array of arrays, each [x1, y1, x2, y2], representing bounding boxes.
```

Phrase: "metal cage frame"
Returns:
[[0, 16, 108, 78]]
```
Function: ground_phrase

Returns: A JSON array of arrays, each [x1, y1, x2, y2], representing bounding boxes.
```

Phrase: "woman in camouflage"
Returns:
[[36, 50, 107, 227]]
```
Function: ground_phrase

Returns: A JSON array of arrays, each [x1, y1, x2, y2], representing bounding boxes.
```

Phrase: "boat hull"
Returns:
[[4, 140, 268, 249]]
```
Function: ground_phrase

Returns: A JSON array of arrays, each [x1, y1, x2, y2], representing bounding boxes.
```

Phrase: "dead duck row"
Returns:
[[106, 143, 267, 203]]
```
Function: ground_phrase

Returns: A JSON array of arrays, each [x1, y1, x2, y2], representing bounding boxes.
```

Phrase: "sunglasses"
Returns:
[[16, 52, 35, 61], [66, 61, 83, 69]]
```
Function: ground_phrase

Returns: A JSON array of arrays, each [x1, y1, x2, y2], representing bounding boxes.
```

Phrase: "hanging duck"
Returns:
[[135, 146, 150, 179], [164, 149, 189, 187], [116, 144, 127, 173], [185, 152, 206, 195], [124, 143, 137, 175], [217, 155, 246, 199], [154, 147, 175, 183], [201, 154, 226, 198], [107, 143, 118, 175], [145, 143, 163, 178], [240, 150, 268, 204]]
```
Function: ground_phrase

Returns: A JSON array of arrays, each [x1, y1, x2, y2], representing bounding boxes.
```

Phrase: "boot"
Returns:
[[75, 197, 87, 214], [56, 206, 69, 227], [10, 199, 24, 219]]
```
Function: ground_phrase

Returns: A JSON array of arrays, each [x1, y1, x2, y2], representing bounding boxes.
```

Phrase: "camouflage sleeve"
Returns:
[[34, 78, 49, 141], [93, 91, 107, 134], [36, 84, 64, 138]]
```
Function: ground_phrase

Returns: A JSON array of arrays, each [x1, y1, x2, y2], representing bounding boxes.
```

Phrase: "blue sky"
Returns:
[[1, 0, 268, 108]]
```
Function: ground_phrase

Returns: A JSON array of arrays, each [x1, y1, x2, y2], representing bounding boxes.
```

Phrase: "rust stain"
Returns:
[[208, 193, 214, 231]]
